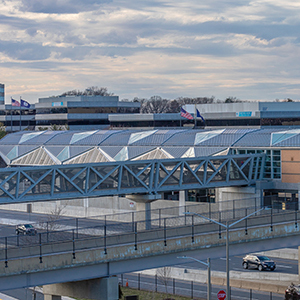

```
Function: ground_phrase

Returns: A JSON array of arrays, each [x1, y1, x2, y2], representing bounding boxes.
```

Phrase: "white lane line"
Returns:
[[276, 264, 292, 269]]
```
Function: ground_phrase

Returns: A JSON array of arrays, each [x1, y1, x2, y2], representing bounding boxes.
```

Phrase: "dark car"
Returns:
[[242, 254, 276, 271], [16, 224, 37, 236], [285, 283, 300, 300]]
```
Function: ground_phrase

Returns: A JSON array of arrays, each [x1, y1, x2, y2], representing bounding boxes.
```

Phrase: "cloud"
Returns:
[[0, 0, 300, 102], [19, 0, 112, 14]]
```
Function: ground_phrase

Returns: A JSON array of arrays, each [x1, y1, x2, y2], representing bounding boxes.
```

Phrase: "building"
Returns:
[[188, 102, 300, 127], [1, 127, 300, 209], [35, 95, 140, 130], [0, 84, 4, 105], [108, 102, 300, 128]]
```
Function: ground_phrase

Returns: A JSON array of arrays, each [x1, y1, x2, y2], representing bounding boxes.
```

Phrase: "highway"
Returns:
[[0, 208, 297, 299], [120, 272, 283, 300], [175, 254, 298, 275]]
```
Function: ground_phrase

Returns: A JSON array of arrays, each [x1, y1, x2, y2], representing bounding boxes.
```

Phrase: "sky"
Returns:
[[1, 0, 300, 104]]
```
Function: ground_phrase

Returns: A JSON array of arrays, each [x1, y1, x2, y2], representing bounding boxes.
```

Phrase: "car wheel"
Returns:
[[258, 264, 263, 271], [271, 267, 275, 271], [243, 262, 248, 269]]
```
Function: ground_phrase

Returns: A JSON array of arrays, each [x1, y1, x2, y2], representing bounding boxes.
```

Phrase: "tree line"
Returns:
[[57, 86, 295, 114]]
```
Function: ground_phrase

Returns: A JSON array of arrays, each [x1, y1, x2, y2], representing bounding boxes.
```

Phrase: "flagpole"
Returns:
[[19, 96, 21, 131], [195, 105, 197, 128]]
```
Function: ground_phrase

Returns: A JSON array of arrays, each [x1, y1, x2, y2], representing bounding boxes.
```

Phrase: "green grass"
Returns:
[[120, 286, 204, 300]]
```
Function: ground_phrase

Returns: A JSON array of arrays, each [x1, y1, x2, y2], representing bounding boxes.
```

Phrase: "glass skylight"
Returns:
[[194, 129, 225, 145]]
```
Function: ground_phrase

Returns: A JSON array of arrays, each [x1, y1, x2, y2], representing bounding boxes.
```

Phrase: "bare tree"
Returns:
[[38, 204, 66, 232], [156, 267, 172, 295], [59, 86, 113, 97]]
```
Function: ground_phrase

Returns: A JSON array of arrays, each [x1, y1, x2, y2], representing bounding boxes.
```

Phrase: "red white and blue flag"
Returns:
[[11, 98, 20, 107], [180, 107, 193, 120]]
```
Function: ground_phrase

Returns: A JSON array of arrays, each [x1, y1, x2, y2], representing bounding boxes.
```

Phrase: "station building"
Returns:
[[0, 127, 299, 216]]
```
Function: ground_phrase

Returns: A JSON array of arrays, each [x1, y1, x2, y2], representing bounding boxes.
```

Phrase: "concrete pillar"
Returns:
[[44, 295, 61, 300], [126, 194, 161, 229], [179, 190, 186, 215], [43, 277, 118, 300], [299, 246, 300, 282]]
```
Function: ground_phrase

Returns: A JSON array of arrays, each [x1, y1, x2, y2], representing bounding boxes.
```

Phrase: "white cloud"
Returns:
[[1, 0, 300, 102]]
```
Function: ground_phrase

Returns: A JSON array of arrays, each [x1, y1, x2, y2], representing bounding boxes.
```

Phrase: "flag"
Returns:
[[21, 99, 31, 109], [180, 107, 193, 120], [11, 98, 20, 107], [196, 109, 205, 123]]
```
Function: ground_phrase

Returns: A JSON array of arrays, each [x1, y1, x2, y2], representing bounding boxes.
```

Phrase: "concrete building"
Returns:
[[109, 101, 300, 128], [35, 95, 140, 130], [187, 101, 300, 127]]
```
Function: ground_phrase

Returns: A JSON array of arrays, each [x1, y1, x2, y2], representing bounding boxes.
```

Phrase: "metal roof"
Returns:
[[1, 127, 299, 166]]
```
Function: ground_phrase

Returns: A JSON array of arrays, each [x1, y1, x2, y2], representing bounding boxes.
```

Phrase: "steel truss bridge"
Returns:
[[0, 153, 264, 204]]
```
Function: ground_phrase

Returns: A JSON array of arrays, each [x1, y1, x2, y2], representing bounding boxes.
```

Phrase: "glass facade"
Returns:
[[0, 83, 4, 104], [232, 148, 281, 179]]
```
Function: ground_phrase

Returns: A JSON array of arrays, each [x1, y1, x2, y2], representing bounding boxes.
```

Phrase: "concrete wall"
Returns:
[[44, 277, 119, 300], [216, 186, 261, 207], [0, 187, 262, 222]]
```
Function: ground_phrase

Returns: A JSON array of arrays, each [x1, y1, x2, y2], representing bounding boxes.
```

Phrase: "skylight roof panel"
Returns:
[[194, 147, 227, 157], [44, 131, 81, 145], [163, 130, 198, 146], [101, 131, 133, 145], [18, 145, 39, 156], [99, 146, 124, 158], [44, 146, 66, 157], [0, 132, 24, 145], [128, 146, 156, 159], [72, 130, 116, 145], [0, 145, 15, 156], [162, 147, 189, 158], [69, 146, 93, 157]]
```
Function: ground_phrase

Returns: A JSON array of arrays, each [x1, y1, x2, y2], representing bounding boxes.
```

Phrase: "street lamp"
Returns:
[[177, 255, 211, 300], [185, 208, 265, 300]]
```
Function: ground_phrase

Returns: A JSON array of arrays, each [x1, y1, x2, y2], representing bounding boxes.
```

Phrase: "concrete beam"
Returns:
[[44, 277, 119, 300]]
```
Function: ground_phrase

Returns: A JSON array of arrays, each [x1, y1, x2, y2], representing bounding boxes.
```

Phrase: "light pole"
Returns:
[[185, 207, 265, 300], [177, 255, 211, 300]]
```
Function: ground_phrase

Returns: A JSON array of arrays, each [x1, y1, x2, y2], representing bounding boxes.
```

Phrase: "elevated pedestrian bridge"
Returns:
[[0, 153, 264, 204], [0, 206, 298, 290]]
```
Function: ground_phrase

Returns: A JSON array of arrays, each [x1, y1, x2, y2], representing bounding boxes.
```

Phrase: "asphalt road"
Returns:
[[120, 272, 283, 300], [175, 254, 298, 275], [0, 208, 295, 299]]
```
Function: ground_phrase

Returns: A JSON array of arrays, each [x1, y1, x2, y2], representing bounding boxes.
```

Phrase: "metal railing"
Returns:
[[0, 201, 298, 265]]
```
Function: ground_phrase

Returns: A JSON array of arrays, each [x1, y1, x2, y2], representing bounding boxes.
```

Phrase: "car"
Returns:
[[285, 283, 300, 300], [242, 254, 276, 271], [16, 224, 37, 236]]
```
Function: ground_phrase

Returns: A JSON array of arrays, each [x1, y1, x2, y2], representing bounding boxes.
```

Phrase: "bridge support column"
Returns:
[[179, 190, 186, 215], [126, 194, 161, 229], [44, 296, 61, 300], [43, 277, 118, 300]]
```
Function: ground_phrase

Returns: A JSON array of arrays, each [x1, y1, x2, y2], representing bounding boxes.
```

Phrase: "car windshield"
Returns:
[[257, 256, 270, 261], [24, 224, 34, 228]]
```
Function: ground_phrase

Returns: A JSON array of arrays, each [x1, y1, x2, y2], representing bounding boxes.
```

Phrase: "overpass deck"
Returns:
[[0, 206, 299, 290]]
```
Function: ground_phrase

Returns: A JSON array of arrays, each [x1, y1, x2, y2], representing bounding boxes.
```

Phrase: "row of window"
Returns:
[[36, 107, 139, 114]]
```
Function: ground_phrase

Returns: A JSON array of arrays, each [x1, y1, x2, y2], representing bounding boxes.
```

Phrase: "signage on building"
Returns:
[[236, 111, 252, 117], [52, 102, 63, 107]]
